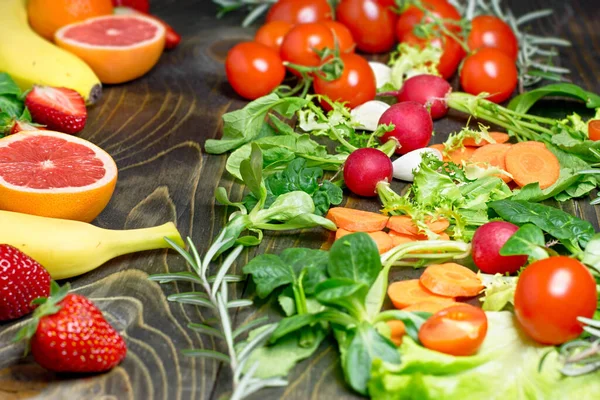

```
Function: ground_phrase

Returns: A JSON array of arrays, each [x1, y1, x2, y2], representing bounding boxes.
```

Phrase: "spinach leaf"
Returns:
[[0, 73, 21, 96], [511, 169, 582, 202], [239, 143, 266, 201], [488, 200, 594, 250], [239, 324, 326, 379], [270, 309, 354, 343], [252, 213, 337, 231], [508, 83, 600, 113], [313, 181, 343, 216], [254, 191, 315, 221], [315, 278, 369, 320], [373, 310, 431, 342], [342, 322, 400, 395], [499, 224, 549, 261], [205, 94, 308, 154], [582, 234, 600, 274], [279, 248, 329, 294], [0, 95, 23, 118], [328, 232, 382, 287]]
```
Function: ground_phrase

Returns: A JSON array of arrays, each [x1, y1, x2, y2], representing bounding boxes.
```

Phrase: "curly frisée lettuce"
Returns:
[[369, 312, 600, 400], [384, 43, 442, 91]]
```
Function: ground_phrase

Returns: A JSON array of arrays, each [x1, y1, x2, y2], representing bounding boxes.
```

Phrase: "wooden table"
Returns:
[[1, 0, 599, 398]]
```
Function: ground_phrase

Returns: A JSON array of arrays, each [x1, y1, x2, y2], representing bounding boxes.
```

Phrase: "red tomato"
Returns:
[[460, 48, 518, 103], [322, 20, 356, 53], [514, 257, 597, 345], [313, 53, 376, 110], [225, 42, 285, 100], [254, 21, 293, 52], [403, 31, 465, 79], [396, 0, 461, 42], [418, 304, 488, 356], [336, 0, 397, 54], [266, 0, 332, 24], [280, 23, 335, 71], [588, 120, 600, 141], [468, 15, 518, 61]]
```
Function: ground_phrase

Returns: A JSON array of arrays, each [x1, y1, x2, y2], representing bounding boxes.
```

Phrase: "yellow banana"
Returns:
[[0, 210, 185, 280], [0, 0, 102, 103]]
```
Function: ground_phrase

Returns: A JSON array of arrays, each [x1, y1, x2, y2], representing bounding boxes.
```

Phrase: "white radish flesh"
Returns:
[[368, 62, 392, 89], [350, 100, 390, 131], [392, 148, 442, 182]]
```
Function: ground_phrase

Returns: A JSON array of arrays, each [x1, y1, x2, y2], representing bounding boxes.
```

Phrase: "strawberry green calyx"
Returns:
[[13, 281, 70, 350]]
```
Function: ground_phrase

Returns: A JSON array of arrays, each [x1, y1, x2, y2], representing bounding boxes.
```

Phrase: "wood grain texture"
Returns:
[[0, 0, 599, 398]]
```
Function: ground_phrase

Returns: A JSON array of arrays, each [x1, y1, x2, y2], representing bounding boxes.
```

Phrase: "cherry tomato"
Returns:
[[514, 257, 597, 345], [460, 48, 518, 103], [322, 20, 356, 53], [313, 53, 376, 110], [588, 120, 600, 141], [280, 22, 335, 73], [225, 42, 285, 100], [396, 0, 461, 42], [254, 21, 293, 52], [403, 31, 465, 79], [468, 15, 518, 61], [418, 304, 488, 356], [336, 0, 397, 54], [266, 0, 332, 24]]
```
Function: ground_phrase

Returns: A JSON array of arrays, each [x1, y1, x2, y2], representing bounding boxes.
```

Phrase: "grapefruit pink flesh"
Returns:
[[62, 18, 159, 47], [0, 131, 117, 222]]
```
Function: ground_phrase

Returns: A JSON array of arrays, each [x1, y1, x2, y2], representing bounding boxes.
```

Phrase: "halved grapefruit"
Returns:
[[54, 15, 166, 84], [0, 131, 117, 222]]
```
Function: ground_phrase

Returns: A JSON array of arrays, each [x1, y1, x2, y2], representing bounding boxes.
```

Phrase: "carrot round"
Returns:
[[505, 142, 560, 189], [386, 320, 406, 346], [469, 143, 512, 183], [462, 132, 510, 147], [326, 207, 389, 232], [402, 301, 461, 313], [336, 229, 393, 254], [589, 120, 600, 141], [389, 231, 417, 247], [419, 263, 484, 298], [430, 144, 477, 164], [386, 215, 449, 236], [387, 279, 456, 309]]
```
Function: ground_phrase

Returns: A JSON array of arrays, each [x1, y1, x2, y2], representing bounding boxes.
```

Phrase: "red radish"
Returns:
[[397, 75, 451, 120], [343, 148, 393, 197], [378, 101, 433, 155], [471, 221, 528, 274]]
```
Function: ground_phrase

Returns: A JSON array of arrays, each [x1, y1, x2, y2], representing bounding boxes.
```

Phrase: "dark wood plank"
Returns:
[[1, 0, 600, 399]]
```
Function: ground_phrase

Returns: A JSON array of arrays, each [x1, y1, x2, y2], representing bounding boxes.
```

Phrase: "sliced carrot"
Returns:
[[386, 215, 449, 236], [505, 142, 560, 189], [386, 320, 406, 346], [326, 207, 389, 232], [402, 301, 462, 313], [430, 144, 477, 164], [387, 279, 456, 309], [469, 143, 512, 183], [419, 263, 484, 298], [520, 141, 546, 149], [446, 147, 477, 165], [336, 229, 393, 254], [389, 231, 419, 247], [462, 132, 510, 147]]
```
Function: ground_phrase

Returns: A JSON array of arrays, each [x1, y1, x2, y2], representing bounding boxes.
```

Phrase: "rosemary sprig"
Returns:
[[149, 237, 287, 400], [449, 0, 572, 91], [559, 316, 600, 376]]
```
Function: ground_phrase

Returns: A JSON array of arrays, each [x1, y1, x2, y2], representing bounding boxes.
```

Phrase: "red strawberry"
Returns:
[[112, 0, 150, 13], [0, 245, 51, 321], [16, 283, 127, 373], [24, 86, 87, 134]]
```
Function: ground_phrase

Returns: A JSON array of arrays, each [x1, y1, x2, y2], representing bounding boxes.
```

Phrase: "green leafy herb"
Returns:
[[205, 94, 308, 154], [499, 223, 550, 261], [387, 43, 442, 89], [488, 200, 594, 252], [508, 83, 600, 113], [328, 232, 382, 287]]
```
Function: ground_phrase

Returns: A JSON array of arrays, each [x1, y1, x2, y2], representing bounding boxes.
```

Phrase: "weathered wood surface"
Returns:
[[0, 0, 599, 398]]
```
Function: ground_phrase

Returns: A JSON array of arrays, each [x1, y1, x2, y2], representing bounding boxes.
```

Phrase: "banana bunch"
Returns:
[[0, 0, 102, 104], [0, 210, 185, 280]]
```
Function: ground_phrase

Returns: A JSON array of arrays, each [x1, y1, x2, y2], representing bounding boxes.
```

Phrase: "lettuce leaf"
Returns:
[[369, 312, 600, 400]]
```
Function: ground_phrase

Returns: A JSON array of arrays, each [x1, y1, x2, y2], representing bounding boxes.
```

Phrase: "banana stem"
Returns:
[[106, 222, 185, 256]]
